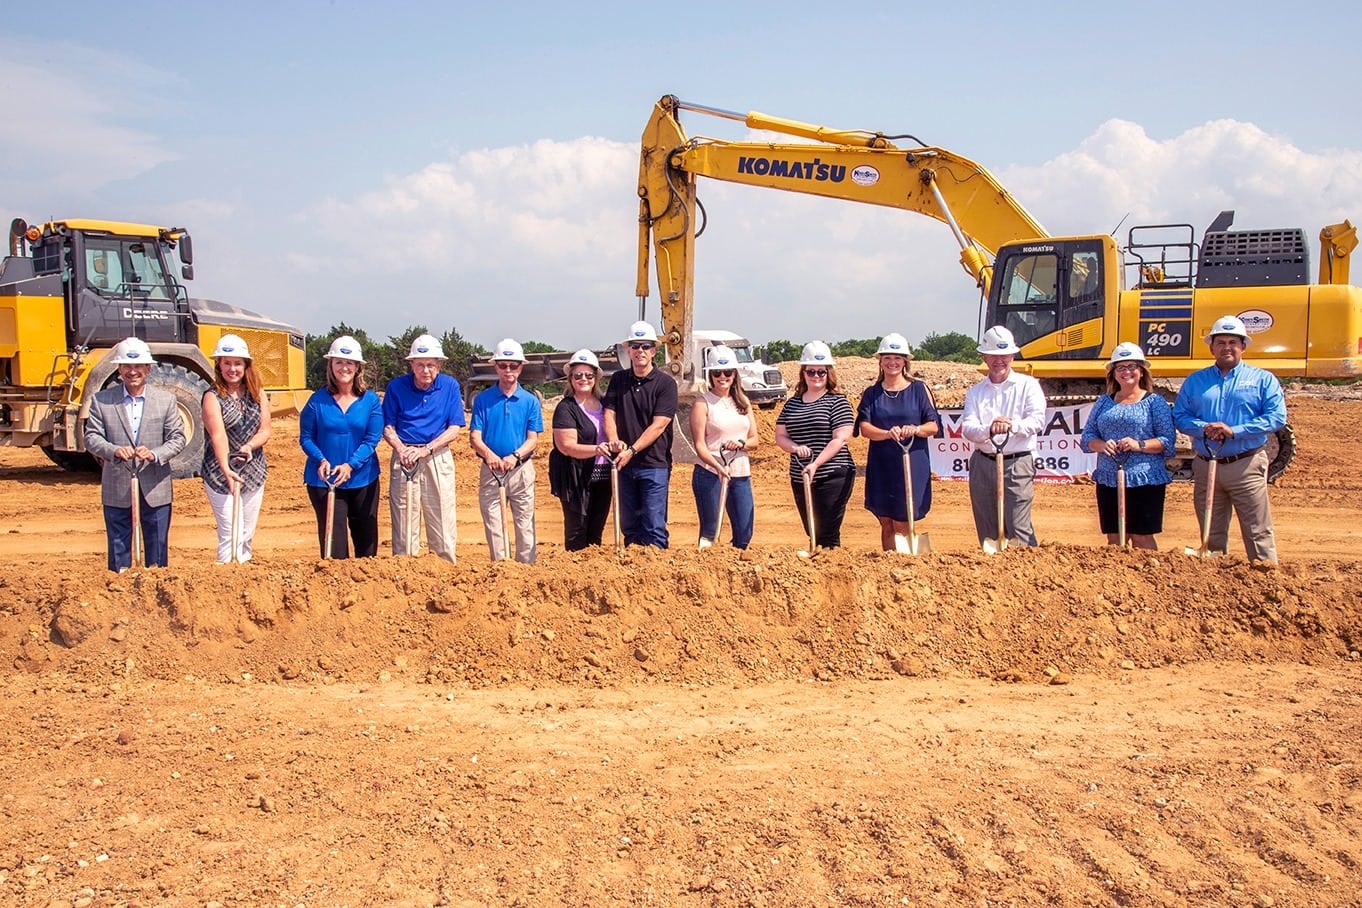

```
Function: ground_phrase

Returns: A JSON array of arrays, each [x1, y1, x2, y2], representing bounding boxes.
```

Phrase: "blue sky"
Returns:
[[3, 2, 1361, 352]]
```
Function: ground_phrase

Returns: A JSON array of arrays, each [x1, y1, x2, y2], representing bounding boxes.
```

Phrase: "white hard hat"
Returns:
[[323, 335, 364, 362], [406, 333, 447, 360], [799, 341, 834, 366], [490, 338, 527, 362], [876, 332, 912, 358], [110, 337, 156, 365], [210, 333, 251, 360], [1106, 341, 1148, 369], [704, 344, 740, 373], [1207, 314, 1251, 346], [622, 320, 660, 345], [562, 349, 601, 375], [977, 326, 1020, 355]]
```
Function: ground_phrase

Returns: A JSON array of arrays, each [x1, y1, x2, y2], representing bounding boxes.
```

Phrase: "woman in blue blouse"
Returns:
[[299, 335, 384, 558], [1080, 343, 1176, 549]]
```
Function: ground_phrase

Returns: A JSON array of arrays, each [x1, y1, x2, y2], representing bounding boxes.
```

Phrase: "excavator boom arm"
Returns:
[[637, 95, 1047, 381]]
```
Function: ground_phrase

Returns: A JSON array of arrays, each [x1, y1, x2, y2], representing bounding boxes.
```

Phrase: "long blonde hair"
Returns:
[[707, 370, 751, 414]]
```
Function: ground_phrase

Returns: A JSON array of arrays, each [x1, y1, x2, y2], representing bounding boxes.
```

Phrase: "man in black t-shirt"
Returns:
[[603, 321, 679, 548]]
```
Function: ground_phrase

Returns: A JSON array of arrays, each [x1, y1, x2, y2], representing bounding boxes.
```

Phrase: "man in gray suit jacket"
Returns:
[[84, 338, 187, 571]]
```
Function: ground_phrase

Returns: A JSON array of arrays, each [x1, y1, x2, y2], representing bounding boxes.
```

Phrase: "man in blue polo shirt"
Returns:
[[1173, 314, 1286, 562], [604, 320, 678, 548], [382, 333, 466, 563], [469, 338, 543, 563]]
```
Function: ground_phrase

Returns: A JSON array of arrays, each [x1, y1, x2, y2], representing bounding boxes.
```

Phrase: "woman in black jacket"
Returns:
[[549, 350, 614, 550]]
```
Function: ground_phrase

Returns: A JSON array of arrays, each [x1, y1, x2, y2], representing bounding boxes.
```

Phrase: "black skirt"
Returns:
[[1095, 482, 1167, 535]]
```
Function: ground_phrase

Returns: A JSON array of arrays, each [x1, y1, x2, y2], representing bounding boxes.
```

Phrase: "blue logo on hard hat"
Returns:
[[417, 346, 430, 353], [995, 343, 1007, 349], [128, 352, 141, 359], [340, 347, 353, 355], [814, 354, 826, 361]]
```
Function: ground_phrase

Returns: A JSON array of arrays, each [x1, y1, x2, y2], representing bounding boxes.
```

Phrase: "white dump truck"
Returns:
[[690, 329, 788, 408]]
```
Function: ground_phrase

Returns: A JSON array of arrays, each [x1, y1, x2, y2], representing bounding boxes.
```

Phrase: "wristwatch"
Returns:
[[1138, 438, 1147, 452]]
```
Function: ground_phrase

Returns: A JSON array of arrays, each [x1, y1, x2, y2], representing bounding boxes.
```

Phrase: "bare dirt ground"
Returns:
[[1, 360, 1361, 907]]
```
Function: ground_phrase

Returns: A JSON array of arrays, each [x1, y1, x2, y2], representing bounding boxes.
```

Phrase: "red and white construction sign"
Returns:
[[929, 403, 1097, 483]]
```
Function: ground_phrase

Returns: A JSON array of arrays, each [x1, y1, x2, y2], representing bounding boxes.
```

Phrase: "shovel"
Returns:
[[128, 459, 145, 569], [401, 459, 422, 557], [610, 454, 623, 550], [699, 449, 734, 550], [894, 440, 930, 555], [1184, 439, 1224, 558], [1114, 450, 1129, 549], [981, 430, 1011, 554], [228, 452, 249, 564], [322, 471, 339, 560], [796, 456, 816, 558], [490, 464, 516, 561]]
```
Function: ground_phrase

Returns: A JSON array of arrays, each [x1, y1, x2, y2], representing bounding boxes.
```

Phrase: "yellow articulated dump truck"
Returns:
[[0, 218, 307, 478]]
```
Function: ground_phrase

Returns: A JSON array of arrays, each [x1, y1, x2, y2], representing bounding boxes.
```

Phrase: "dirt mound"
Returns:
[[3, 371, 1362, 906], [10, 545, 1360, 688]]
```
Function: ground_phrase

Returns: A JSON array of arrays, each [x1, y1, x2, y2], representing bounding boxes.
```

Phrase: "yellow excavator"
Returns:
[[637, 94, 1362, 478]]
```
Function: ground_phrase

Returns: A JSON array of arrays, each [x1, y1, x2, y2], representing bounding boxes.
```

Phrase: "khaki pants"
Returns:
[[477, 461, 537, 563], [1191, 448, 1276, 562], [389, 448, 458, 563]]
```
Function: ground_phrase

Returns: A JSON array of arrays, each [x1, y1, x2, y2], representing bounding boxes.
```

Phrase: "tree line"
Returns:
[[304, 325, 982, 391], [760, 332, 982, 364]]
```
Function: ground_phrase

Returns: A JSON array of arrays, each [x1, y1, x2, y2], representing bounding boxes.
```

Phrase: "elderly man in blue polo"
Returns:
[[381, 333, 466, 563]]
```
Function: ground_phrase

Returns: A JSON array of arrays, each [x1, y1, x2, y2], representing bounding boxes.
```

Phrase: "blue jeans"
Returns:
[[692, 465, 753, 548], [103, 502, 172, 571], [618, 466, 670, 548]]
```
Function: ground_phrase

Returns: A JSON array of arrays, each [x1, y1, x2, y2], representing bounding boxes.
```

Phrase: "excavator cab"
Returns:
[[989, 239, 1105, 358]]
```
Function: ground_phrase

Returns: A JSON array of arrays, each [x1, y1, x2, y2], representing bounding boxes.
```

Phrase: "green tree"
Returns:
[[915, 331, 982, 364], [761, 339, 801, 363], [304, 323, 380, 390], [521, 340, 557, 354], [830, 338, 881, 359]]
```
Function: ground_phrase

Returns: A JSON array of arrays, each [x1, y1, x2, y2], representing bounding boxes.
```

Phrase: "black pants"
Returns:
[[307, 480, 380, 558], [790, 467, 856, 548], [561, 477, 613, 551]]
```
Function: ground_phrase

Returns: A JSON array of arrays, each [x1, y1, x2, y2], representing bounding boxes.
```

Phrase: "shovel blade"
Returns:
[[698, 537, 714, 550], [982, 536, 1008, 555], [1183, 544, 1222, 558], [894, 532, 932, 555]]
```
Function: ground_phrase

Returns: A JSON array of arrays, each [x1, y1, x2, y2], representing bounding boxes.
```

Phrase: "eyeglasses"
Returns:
[[803, 368, 828, 377], [628, 342, 656, 351], [570, 371, 596, 380], [711, 369, 736, 377], [495, 361, 522, 370], [1112, 363, 1143, 372]]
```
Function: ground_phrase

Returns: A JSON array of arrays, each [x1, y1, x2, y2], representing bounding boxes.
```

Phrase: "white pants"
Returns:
[[389, 448, 458, 563], [204, 482, 264, 563], [477, 461, 537, 563]]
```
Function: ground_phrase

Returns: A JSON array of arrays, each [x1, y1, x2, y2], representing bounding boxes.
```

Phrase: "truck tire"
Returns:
[[41, 446, 99, 473], [147, 363, 212, 480], [1266, 424, 1295, 484]]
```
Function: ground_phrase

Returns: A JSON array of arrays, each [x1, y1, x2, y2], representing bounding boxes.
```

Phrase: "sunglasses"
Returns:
[[495, 361, 522, 370], [628, 342, 656, 351], [803, 368, 829, 377], [570, 371, 596, 380], [711, 369, 736, 377]]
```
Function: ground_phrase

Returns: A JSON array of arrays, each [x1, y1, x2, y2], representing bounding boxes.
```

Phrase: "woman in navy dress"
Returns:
[[855, 333, 940, 551]]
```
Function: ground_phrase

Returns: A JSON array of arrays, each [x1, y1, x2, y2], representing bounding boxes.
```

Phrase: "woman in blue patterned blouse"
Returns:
[[1080, 342, 1176, 550]]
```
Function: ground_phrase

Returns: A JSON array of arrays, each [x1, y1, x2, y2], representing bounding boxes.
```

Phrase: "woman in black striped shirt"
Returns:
[[774, 342, 857, 548]]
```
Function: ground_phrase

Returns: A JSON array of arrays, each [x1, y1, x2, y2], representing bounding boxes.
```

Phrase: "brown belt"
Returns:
[[1197, 447, 1263, 466]]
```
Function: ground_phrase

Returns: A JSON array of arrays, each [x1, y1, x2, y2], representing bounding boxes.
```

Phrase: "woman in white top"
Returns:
[[689, 345, 760, 548]]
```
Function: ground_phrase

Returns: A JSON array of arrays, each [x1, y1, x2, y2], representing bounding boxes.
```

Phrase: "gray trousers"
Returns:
[[968, 449, 1038, 546], [1190, 448, 1276, 562]]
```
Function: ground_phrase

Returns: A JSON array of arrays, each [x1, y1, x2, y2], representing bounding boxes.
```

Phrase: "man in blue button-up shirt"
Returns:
[[1173, 315, 1287, 562]]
